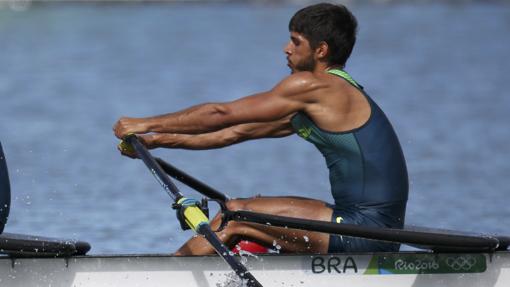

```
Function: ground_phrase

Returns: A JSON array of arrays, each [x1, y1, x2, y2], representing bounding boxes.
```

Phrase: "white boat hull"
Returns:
[[1, 251, 509, 286]]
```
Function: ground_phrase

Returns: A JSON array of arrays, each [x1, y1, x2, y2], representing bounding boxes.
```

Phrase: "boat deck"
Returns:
[[1, 251, 509, 286]]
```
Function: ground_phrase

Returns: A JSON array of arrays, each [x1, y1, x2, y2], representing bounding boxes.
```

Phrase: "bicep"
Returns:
[[219, 73, 318, 125]]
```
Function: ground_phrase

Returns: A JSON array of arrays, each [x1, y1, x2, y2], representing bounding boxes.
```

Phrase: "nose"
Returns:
[[283, 41, 292, 55]]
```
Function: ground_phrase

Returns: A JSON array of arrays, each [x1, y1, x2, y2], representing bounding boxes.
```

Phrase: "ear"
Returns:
[[315, 41, 329, 60]]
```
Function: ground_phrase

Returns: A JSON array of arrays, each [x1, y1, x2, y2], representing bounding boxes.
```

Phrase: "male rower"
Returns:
[[114, 3, 408, 255]]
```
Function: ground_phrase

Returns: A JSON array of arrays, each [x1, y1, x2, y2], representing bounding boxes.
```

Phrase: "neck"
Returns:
[[325, 64, 344, 71], [314, 62, 334, 73]]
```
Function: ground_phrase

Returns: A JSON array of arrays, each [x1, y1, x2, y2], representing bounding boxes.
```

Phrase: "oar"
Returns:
[[224, 210, 502, 253], [121, 135, 262, 287], [155, 157, 229, 202]]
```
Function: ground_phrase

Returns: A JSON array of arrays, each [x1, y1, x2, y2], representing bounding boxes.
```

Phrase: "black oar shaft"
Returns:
[[155, 157, 229, 202], [198, 224, 262, 287], [125, 136, 183, 202], [123, 135, 262, 287], [227, 210, 500, 252]]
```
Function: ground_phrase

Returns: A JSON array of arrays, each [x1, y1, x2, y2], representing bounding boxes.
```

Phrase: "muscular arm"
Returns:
[[141, 116, 295, 150], [113, 72, 322, 139]]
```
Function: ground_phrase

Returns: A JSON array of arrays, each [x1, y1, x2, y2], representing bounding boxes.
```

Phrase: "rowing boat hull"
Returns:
[[1, 251, 509, 286]]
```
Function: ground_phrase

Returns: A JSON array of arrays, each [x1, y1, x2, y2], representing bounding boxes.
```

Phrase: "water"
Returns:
[[0, 2, 509, 254]]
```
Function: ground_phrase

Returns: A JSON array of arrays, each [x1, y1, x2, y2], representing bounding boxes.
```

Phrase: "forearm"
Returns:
[[144, 132, 235, 150], [144, 120, 294, 151], [115, 103, 233, 139], [145, 103, 231, 134]]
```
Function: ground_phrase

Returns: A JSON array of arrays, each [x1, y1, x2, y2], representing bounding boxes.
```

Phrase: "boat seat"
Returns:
[[0, 141, 90, 257]]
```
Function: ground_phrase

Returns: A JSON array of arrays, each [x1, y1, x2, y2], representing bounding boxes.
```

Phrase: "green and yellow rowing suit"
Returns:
[[290, 69, 408, 252]]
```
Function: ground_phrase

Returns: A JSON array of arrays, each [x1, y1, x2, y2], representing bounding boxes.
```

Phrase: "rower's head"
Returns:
[[285, 3, 358, 73]]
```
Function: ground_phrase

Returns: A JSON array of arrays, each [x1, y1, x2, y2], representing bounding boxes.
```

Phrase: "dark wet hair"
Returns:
[[289, 3, 358, 67]]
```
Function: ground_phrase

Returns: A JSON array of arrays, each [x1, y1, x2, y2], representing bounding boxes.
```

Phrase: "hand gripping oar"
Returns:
[[121, 135, 262, 287]]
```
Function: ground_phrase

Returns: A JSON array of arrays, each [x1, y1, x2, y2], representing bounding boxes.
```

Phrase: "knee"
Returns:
[[225, 198, 249, 211]]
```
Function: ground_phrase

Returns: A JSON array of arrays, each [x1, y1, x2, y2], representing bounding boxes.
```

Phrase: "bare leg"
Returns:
[[175, 196, 333, 255]]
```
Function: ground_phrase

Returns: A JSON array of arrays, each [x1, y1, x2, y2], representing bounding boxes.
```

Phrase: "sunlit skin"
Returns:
[[113, 31, 371, 255], [285, 32, 317, 73]]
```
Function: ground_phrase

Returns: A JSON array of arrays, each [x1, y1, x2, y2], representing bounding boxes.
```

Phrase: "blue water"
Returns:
[[0, 2, 509, 254]]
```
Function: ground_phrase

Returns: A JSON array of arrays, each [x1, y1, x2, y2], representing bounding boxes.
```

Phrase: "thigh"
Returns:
[[223, 196, 335, 253], [228, 196, 333, 222]]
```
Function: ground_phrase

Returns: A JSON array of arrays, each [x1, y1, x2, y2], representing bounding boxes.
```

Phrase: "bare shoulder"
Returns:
[[272, 72, 328, 98]]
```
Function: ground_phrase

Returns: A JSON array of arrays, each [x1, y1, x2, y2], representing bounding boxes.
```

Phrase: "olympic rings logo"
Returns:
[[445, 256, 477, 271]]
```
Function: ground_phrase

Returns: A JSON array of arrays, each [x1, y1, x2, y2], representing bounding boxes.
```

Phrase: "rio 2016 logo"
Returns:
[[368, 254, 486, 275], [394, 259, 440, 271], [393, 255, 479, 273]]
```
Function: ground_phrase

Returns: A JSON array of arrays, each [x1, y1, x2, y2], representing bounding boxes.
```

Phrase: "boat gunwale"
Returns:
[[1, 250, 509, 260]]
